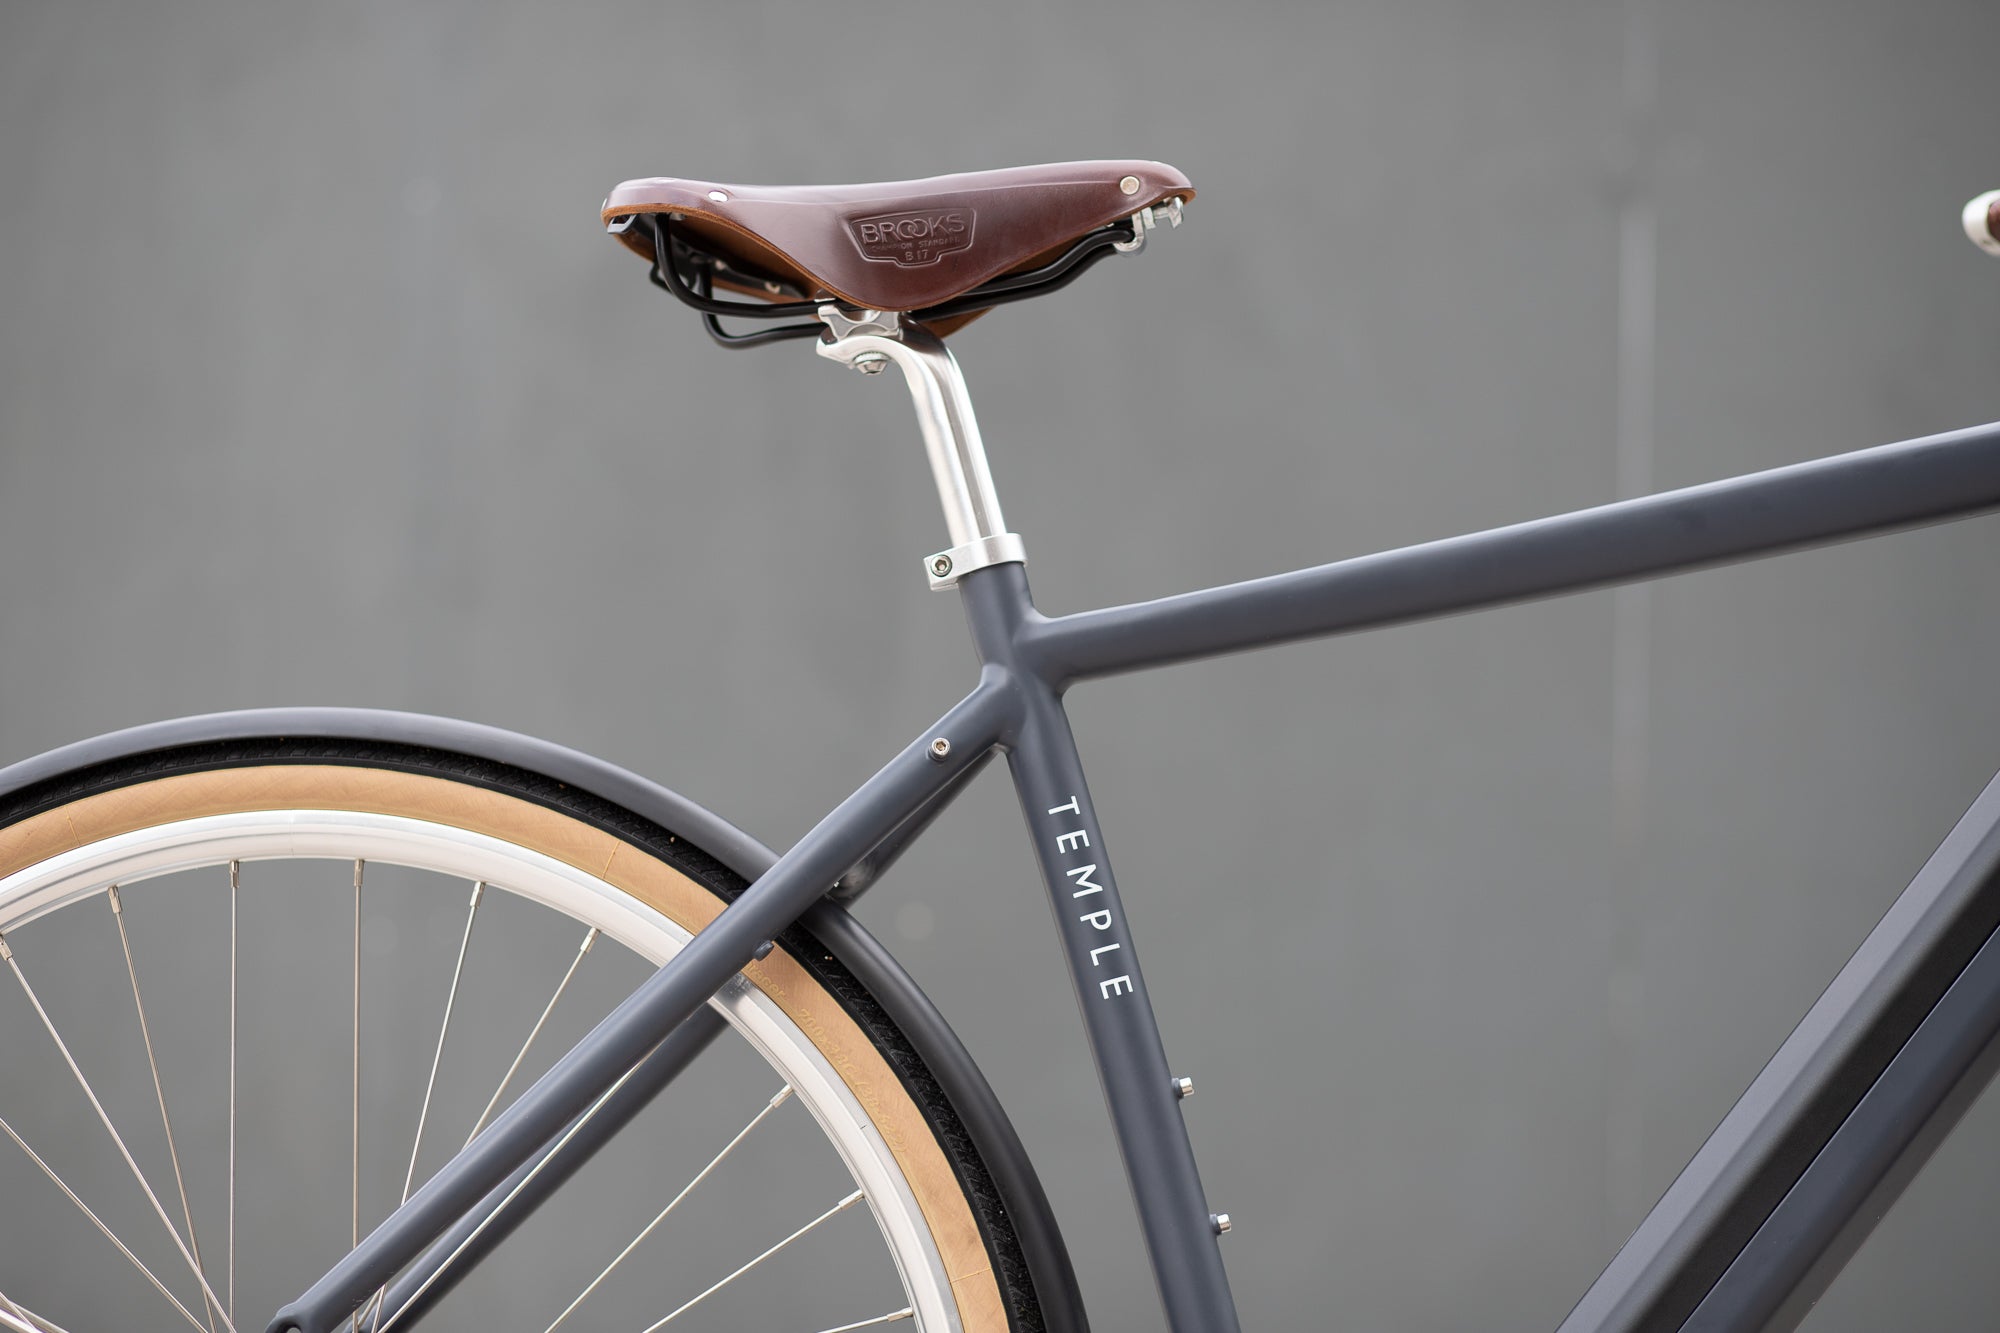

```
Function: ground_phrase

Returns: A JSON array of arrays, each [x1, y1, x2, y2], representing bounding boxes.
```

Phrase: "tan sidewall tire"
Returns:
[[0, 764, 1011, 1333]]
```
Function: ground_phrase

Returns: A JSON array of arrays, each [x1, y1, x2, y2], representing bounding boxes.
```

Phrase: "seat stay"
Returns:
[[264, 683, 1019, 1333]]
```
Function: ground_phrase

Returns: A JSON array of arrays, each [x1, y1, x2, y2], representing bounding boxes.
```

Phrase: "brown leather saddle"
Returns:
[[603, 160, 1192, 340]]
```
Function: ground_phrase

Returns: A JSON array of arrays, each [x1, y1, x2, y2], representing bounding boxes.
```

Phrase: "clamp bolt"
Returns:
[[1173, 1075, 1194, 1100], [930, 554, 954, 578], [1212, 1212, 1232, 1235], [852, 352, 889, 375], [929, 737, 952, 761]]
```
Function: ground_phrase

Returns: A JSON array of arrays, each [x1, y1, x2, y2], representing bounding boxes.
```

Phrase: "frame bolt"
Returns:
[[753, 939, 776, 961], [929, 737, 952, 761], [852, 351, 889, 375], [1173, 1075, 1194, 1100], [930, 554, 954, 578], [1211, 1212, 1232, 1235]]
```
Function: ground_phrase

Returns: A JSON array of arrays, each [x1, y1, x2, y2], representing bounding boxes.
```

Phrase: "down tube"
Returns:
[[1005, 684, 1243, 1333]]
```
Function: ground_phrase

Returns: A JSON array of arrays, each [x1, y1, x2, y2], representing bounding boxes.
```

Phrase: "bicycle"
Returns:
[[2, 160, 1999, 1333]]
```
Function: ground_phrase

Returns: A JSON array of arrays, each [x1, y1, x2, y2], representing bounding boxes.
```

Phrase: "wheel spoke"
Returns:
[[464, 927, 598, 1147], [399, 882, 484, 1205], [107, 885, 218, 1333], [0, 1295, 77, 1333], [811, 1310, 914, 1333], [372, 1057, 652, 1333], [0, 1112, 211, 1333], [227, 861, 238, 1327], [542, 1085, 793, 1333], [351, 860, 363, 1333], [1, 813, 957, 1333], [358, 882, 488, 1333], [636, 1187, 868, 1333], [0, 935, 236, 1333]]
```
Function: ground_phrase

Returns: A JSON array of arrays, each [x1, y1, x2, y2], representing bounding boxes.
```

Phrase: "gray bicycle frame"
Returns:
[[269, 309, 2000, 1333]]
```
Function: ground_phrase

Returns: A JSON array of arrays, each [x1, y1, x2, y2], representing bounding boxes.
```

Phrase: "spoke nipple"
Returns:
[[469, 880, 487, 907], [353, 859, 366, 889], [1174, 1075, 1194, 1100], [107, 884, 123, 914], [580, 926, 601, 953], [1212, 1211, 1232, 1235], [0, 936, 10, 963], [929, 554, 954, 578], [229, 859, 241, 890], [753, 939, 776, 961], [929, 737, 952, 761]]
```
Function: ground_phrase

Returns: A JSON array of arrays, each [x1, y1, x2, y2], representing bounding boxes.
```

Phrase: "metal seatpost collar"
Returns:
[[815, 307, 1028, 590]]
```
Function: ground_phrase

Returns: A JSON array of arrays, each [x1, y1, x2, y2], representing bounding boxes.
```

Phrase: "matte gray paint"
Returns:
[[270, 683, 1018, 1332], [1688, 904, 2000, 1332], [6, 415, 2000, 1332], [158, 411, 2000, 1333], [1562, 769, 2000, 1332], [966, 566, 1242, 1333], [1027, 422, 2000, 685], [8, 4, 2000, 1330]]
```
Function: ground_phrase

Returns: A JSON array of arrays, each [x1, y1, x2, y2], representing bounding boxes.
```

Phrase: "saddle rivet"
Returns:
[[706, 189, 729, 202], [929, 737, 953, 760], [930, 555, 954, 578], [1119, 175, 1141, 195]]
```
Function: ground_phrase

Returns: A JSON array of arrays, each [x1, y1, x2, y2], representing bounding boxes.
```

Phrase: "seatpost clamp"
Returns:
[[815, 307, 1028, 590]]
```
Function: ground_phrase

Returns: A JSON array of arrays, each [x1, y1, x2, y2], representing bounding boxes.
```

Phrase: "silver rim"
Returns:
[[0, 810, 957, 1333]]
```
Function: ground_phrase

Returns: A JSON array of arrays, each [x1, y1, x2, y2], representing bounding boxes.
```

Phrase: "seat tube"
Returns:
[[833, 307, 1240, 1324], [1002, 668, 1243, 1333]]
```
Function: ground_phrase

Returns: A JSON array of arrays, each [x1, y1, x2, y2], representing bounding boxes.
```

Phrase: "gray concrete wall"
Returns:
[[3, 0, 1998, 1328]]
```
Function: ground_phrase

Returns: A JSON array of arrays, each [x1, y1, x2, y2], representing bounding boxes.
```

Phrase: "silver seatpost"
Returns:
[[816, 307, 1026, 590]]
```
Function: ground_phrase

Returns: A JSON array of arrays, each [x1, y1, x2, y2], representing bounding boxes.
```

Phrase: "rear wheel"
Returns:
[[0, 741, 1033, 1333]]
